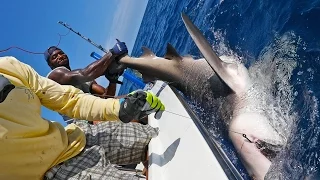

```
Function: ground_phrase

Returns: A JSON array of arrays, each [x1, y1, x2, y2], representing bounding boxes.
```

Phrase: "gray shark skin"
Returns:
[[119, 45, 232, 102], [116, 13, 284, 180]]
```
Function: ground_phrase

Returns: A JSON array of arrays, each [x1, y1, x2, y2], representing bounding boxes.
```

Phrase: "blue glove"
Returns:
[[110, 39, 128, 56], [119, 90, 165, 123]]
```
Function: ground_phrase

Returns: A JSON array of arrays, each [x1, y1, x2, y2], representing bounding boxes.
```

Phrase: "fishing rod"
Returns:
[[58, 21, 128, 84], [57, 21, 109, 53], [57, 21, 147, 89]]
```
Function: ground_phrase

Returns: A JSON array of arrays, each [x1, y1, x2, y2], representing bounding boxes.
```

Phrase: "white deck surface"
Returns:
[[147, 81, 229, 180]]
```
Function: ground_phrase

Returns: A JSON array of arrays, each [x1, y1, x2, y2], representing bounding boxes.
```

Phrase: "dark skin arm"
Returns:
[[105, 82, 117, 97], [48, 52, 115, 86], [91, 82, 105, 96], [91, 81, 117, 98]]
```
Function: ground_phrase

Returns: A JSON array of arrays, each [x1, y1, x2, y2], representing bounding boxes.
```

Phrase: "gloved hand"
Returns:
[[104, 71, 123, 84], [109, 39, 128, 57], [104, 60, 127, 84], [118, 90, 165, 123]]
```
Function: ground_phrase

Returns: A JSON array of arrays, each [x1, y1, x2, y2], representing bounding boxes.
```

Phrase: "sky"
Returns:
[[0, 0, 149, 126]]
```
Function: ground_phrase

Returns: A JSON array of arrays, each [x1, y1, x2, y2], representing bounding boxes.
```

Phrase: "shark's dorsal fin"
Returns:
[[164, 43, 182, 61], [141, 46, 155, 57]]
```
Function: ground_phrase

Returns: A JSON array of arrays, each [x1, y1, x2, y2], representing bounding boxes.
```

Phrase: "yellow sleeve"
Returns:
[[3, 56, 120, 121]]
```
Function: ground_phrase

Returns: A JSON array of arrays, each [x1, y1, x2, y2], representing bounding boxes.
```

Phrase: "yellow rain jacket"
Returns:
[[0, 56, 121, 180]]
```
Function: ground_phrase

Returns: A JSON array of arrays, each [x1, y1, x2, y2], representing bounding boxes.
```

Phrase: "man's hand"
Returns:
[[118, 90, 165, 123], [104, 61, 126, 84], [104, 39, 128, 84], [109, 39, 128, 57]]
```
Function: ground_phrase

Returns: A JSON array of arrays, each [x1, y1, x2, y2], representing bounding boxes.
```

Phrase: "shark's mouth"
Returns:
[[255, 139, 283, 161]]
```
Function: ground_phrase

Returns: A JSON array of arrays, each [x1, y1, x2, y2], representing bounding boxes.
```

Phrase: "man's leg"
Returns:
[[76, 120, 158, 165], [44, 145, 145, 180]]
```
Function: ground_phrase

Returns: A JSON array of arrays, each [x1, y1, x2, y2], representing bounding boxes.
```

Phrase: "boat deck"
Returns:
[[145, 81, 242, 180]]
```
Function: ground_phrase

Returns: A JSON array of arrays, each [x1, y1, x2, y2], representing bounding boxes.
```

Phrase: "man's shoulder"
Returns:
[[46, 66, 70, 78]]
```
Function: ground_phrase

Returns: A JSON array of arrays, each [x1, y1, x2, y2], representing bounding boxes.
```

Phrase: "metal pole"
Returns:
[[57, 21, 109, 53]]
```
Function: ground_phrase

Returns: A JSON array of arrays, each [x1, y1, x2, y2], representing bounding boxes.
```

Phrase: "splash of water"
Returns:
[[265, 33, 320, 179], [246, 31, 298, 144]]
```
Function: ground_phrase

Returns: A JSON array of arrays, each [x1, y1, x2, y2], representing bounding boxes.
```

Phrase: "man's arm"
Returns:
[[90, 81, 117, 98], [48, 52, 114, 86], [3, 56, 163, 123], [48, 39, 128, 86], [105, 82, 117, 97], [9, 57, 121, 121], [90, 81, 106, 96]]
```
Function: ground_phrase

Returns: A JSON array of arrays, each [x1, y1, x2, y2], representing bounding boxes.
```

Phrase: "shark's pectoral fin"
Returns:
[[181, 13, 239, 93], [141, 46, 156, 58], [164, 43, 182, 61]]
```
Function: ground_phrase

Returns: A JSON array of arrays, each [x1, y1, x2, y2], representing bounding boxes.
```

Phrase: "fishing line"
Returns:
[[0, 29, 70, 54], [163, 110, 191, 119], [229, 129, 253, 143], [55, 29, 71, 47], [229, 129, 255, 155], [0, 46, 44, 55]]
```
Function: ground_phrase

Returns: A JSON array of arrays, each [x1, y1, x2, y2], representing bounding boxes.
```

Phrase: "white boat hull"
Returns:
[[147, 81, 242, 180]]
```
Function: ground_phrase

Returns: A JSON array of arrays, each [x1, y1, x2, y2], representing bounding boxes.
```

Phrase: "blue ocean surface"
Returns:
[[120, 0, 320, 179]]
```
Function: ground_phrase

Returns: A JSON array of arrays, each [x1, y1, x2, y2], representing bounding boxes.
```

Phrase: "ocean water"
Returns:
[[122, 0, 320, 179]]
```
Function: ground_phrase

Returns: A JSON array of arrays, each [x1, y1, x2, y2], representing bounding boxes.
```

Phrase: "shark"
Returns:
[[114, 13, 285, 180]]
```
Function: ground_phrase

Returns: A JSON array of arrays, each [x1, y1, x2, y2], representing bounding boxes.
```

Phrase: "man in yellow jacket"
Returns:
[[0, 55, 165, 179]]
